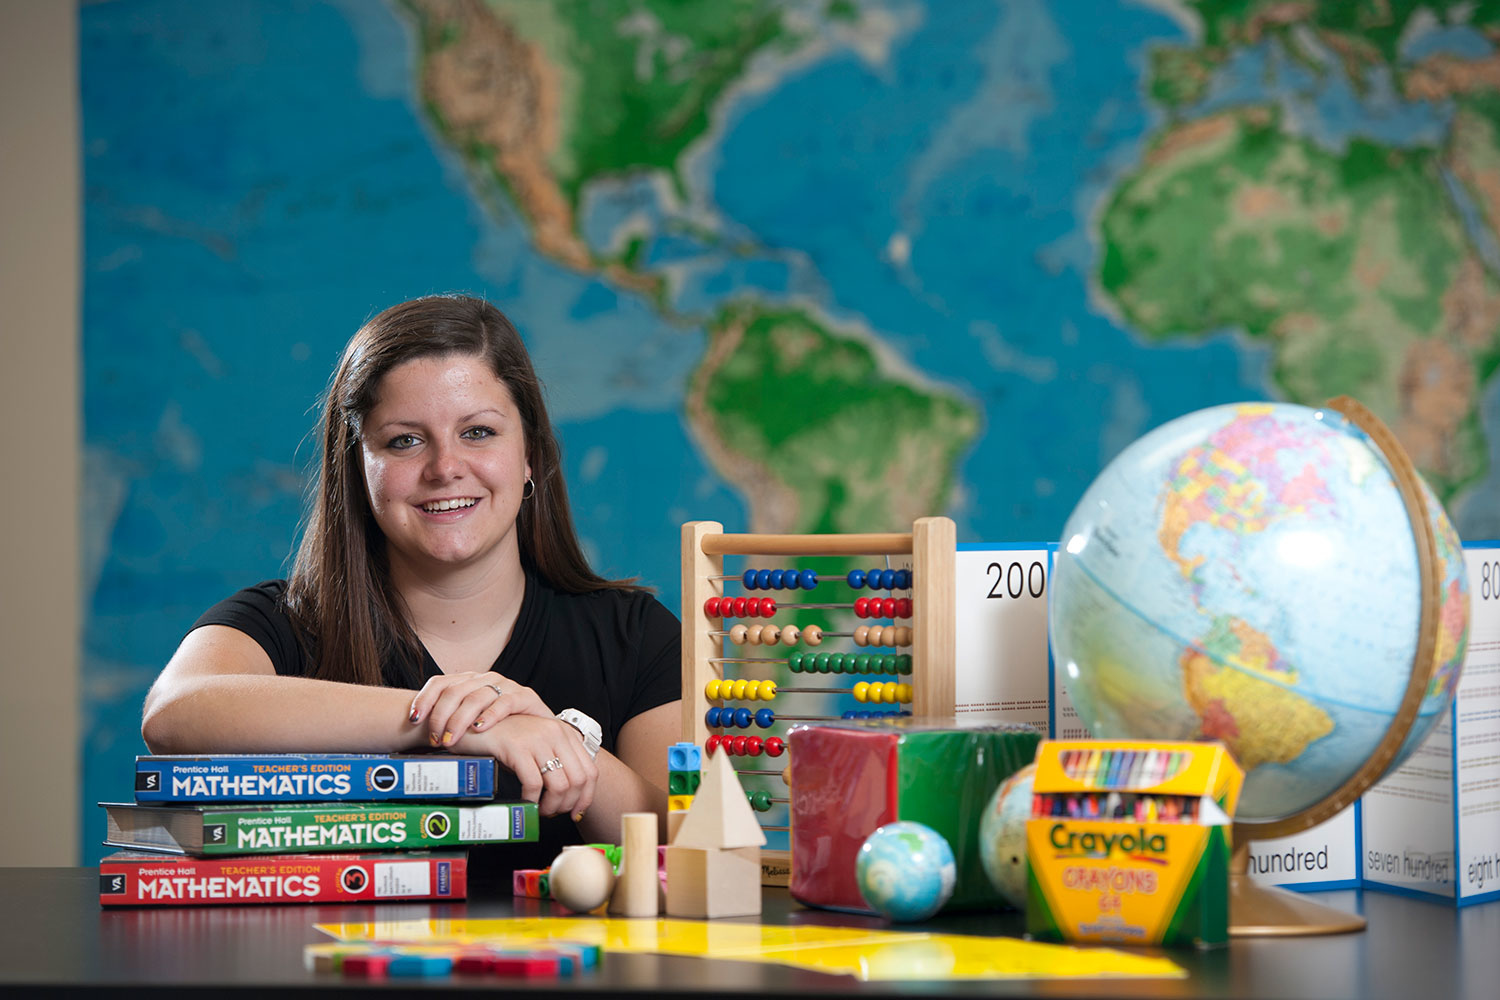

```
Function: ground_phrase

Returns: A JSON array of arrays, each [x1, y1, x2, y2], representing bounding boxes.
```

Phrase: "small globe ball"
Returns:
[[855, 821, 956, 922], [978, 764, 1035, 909], [549, 845, 616, 913]]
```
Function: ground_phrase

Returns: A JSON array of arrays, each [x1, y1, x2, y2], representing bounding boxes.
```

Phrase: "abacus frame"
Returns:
[[679, 517, 957, 881]]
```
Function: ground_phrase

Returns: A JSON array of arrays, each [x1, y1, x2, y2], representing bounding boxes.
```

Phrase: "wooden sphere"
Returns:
[[549, 845, 616, 913]]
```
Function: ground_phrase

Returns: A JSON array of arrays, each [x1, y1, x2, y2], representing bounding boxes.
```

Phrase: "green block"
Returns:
[[668, 771, 702, 796]]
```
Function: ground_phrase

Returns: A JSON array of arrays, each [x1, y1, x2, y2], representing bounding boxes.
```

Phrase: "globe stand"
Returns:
[[1228, 844, 1364, 936], [1225, 396, 1445, 938]]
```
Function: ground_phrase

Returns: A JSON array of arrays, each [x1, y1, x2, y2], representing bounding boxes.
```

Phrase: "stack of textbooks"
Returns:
[[98, 753, 535, 907]]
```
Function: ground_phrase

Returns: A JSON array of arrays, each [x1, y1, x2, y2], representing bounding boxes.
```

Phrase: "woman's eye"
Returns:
[[461, 426, 495, 440], [387, 433, 419, 450]]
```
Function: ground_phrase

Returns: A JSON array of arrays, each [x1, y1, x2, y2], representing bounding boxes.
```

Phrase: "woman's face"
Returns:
[[359, 353, 531, 578]]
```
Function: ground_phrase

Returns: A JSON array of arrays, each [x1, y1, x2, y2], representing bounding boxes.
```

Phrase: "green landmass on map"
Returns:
[[1102, 57, 1500, 499], [687, 302, 980, 533]]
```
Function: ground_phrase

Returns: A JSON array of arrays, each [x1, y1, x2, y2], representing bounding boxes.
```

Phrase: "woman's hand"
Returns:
[[455, 715, 598, 820], [408, 671, 552, 749]]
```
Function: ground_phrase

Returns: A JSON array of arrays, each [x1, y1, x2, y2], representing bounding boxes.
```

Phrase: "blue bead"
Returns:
[[755, 708, 775, 728], [842, 710, 857, 719], [756, 569, 773, 590], [847, 569, 866, 588], [705, 707, 722, 727], [800, 569, 818, 589], [867, 567, 883, 589], [879, 569, 897, 590], [769, 569, 785, 589], [734, 708, 753, 728], [742, 569, 757, 590], [895, 569, 912, 589]]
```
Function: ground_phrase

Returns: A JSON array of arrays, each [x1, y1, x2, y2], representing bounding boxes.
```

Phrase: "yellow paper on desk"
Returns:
[[315, 916, 1184, 980]]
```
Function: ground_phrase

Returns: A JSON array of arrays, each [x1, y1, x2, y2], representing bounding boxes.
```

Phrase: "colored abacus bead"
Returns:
[[731, 597, 748, 617], [764, 737, 785, 756], [729, 624, 748, 645], [854, 597, 871, 617], [803, 625, 823, 646], [745, 735, 764, 756], [757, 597, 776, 617], [705, 679, 722, 700], [745, 624, 763, 645], [853, 625, 869, 646], [755, 708, 775, 728], [756, 569, 773, 589], [705, 707, 721, 727], [847, 569, 866, 588], [896, 598, 913, 618], [704, 597, 721, 617], [798, 569, 818, 589], [733, 708, 752, 728], [780, 624, 800, 645], [896, 569, 912, 589], [742, 569, 758, 590], [731, 735, 748, 755], [769, 569, 785, 588]]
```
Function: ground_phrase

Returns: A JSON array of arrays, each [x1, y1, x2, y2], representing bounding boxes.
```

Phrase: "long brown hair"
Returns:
[[285, 294, 637, 686]]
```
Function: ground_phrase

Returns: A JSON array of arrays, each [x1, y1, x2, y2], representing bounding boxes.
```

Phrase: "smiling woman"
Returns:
[[139, 295, 681, 887]]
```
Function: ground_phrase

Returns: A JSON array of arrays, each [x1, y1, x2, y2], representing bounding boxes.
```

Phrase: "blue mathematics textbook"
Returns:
[[134, 753, 497, 803]]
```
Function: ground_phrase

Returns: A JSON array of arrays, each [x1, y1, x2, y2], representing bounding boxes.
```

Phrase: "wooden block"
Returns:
[[667, 809, 687, 843], [664, 844, 761, 919], [672, 746, 766, 850], [608, 812, 659, 917]]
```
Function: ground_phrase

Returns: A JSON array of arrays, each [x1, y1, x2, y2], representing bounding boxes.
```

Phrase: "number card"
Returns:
[[954, 543, 1069, 734], [1360, 541, 1500, 906]]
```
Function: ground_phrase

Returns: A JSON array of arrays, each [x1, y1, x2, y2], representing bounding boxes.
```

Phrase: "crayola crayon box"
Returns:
[[1025, 740, 1243, 949]]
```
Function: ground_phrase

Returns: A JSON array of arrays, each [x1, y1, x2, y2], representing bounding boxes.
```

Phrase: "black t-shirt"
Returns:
[[191, 571, 681, 889]]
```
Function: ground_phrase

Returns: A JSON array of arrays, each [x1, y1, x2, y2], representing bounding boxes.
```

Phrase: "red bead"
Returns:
[[881, 598, 898, 618], [731, 597, 748, 617], [731, 735, 748, 756], [704, 597, 721, 618], [705, 735, 723, 754], [896, 598, 913, 619], [745, 736, 764, 756], [854, 597, 870, 618], [765, 737, 785, 757], [759, 597, 776, 617]]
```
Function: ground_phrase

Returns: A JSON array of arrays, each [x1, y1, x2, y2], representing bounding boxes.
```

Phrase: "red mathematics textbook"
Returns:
[[98, 849, 466, 906]]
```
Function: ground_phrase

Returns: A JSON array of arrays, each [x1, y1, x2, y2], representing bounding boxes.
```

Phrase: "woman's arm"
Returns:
[[141, 625, 429, 754], [577, 700, 678, 842]]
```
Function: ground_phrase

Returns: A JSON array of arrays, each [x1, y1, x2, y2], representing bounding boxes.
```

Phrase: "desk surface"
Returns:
[[4, 867, 1497, 999]]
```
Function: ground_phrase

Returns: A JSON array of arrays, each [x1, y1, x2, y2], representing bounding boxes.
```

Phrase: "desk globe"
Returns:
[[1049, 398, 1469, 936]]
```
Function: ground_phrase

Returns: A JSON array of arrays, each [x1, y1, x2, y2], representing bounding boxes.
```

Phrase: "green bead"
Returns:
[[899, 654, 914, 675], [830, 653, 845, 674], [881, 654, 898, 674], [815, 652, 831, 673], [748, 789, 772, 812]]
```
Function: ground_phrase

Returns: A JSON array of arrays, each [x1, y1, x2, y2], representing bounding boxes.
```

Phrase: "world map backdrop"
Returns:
[[81, 0, 1500, 860]]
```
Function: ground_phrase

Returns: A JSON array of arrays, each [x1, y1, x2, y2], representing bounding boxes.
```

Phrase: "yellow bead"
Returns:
[[732, 678, 749, 700], [762, 680, 777, 699], [853, 682, 870, 703], [897, 683, 913, 703], [705, 679, 721, 700]]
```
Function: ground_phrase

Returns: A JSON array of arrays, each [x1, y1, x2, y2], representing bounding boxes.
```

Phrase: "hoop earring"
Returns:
[[522, 477, 535, 500]]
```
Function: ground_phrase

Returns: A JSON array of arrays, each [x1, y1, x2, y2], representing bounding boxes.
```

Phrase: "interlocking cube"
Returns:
[[788, 717, 1041, 914], [668, 742, 702, 772]]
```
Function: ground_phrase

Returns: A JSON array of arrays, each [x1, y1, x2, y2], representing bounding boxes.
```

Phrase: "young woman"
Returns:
[[141, 294, 681, 883]]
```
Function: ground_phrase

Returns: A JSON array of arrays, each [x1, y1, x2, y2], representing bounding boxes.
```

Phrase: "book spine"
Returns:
[[204, 802, 538, 854], [135, 757, 496, 802], [99, 853, 467, 906]]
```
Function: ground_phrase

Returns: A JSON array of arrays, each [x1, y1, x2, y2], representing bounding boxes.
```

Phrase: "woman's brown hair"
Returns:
[[284, 294, 635, 686]]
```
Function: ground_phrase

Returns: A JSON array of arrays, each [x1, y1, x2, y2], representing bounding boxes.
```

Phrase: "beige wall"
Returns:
[[0, 1, 81, 864]]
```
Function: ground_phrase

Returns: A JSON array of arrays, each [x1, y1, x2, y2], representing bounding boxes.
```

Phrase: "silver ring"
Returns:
[[486, 683, 503, 698], [540, 757, 563, 774]]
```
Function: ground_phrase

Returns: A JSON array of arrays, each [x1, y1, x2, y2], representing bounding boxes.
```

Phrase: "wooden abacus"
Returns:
[[680, 517, 957, 883]]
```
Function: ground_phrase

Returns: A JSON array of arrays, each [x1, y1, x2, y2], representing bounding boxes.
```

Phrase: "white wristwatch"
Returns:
[[556, 708, 602, 760]]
